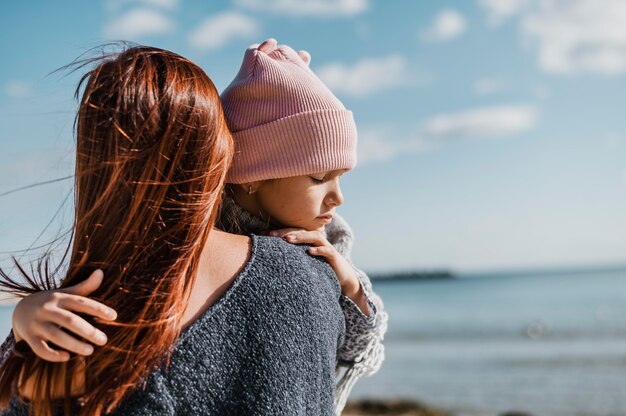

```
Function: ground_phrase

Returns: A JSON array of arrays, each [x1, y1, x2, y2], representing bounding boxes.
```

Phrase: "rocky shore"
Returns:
[[343, 399, 534, 416], [343, 399, 452, 416]]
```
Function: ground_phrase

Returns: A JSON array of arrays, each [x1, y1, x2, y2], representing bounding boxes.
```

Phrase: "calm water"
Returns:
[[352, 267, 626, 416], [1, 267, 625, 415]]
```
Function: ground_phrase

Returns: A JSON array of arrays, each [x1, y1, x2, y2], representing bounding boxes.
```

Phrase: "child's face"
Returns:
[[255, 169, 347, 232]]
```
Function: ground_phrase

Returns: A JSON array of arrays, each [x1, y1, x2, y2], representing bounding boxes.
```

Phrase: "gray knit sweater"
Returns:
[[215, 196, 387, 414], [3, 235, 345, 415]]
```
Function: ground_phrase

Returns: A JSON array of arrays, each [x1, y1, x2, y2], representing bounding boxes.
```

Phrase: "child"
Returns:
[[3, 39, 387, 414]]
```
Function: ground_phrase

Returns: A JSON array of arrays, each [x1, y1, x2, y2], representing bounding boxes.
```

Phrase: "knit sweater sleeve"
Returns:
[[325, 213, 387, 363]]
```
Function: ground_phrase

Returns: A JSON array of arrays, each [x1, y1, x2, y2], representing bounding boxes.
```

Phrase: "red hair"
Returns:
[[0, 46, 233, 415]]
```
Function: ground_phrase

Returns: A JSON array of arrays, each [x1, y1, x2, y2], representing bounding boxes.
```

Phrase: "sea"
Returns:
[[1, 266, 625, 416]]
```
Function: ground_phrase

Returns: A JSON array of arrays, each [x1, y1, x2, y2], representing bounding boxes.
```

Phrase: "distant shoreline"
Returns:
[[370, 270, 455, 282], [369, 262, 626, 283]]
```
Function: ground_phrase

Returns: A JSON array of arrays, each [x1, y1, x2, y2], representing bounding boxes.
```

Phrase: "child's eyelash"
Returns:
[[310, 176, 325, 183]]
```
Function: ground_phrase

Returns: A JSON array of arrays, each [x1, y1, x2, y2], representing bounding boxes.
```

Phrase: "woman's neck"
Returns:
[[182, 229, 251, 328]]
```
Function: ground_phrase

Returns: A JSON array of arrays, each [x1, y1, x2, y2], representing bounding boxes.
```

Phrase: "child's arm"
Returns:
[[337, 266, 387, 363], [6, 270, 117, 362], [270, 213, 387, 364], [268, 228, 370, 314]]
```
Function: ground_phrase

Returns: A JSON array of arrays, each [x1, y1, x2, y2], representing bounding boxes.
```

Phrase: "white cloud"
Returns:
[[423, 104, 538, 139], [233, 0, 368, 17], [356, 128, 432, 166], [356, 105, 538, 165], [420, 9, 467, 42], [105, 0, 178, 11], [473, 78, 507, 95], [357, 130, 400, 165], [188, 12, 260, 51], [138, 0, 177, 7], [316, 55, 410, 97], [103, 8, 175, 39], [522, 0, 626, 75], [5, 81, 32, 98], [478, 0, 530, 26], [479, 0, 626, 75]]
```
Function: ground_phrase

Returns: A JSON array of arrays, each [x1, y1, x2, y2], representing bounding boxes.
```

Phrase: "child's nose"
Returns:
[[327, 187, 344, 207]]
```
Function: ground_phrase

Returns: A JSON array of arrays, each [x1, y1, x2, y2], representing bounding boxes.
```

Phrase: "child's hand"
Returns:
[[12, 269, 117, 362], [269, 228, 370, 316]]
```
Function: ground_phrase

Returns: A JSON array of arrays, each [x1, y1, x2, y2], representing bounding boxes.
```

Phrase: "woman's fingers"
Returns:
[[60, 269, 104, 296], [28, 337, 71, 362], [46, 308, 108, 347], [39, 324, 95, 356], [58, 294, 117, 322]]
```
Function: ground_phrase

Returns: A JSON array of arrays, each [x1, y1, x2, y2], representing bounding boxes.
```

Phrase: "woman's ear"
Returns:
[[235, 181, 263, 195]]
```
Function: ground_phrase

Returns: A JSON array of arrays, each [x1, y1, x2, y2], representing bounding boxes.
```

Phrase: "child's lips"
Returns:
[[317, 213, 334, 223]]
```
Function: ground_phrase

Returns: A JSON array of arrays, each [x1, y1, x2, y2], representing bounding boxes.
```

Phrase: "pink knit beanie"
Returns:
[[221, 39, 357, 184]]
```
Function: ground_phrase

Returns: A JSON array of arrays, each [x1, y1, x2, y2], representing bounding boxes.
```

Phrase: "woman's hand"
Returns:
[[12, 269, 117, 362], [269, 228, 370, 316]]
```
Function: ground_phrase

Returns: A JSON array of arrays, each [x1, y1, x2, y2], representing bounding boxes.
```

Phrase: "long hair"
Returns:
[[0, 45, 233, 415]]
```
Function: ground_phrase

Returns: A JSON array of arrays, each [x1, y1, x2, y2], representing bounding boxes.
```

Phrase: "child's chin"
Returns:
[[297, 222, 325, 233]]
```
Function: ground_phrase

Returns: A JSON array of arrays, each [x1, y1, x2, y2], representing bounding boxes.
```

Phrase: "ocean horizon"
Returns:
[[1, 265, 625, 415]]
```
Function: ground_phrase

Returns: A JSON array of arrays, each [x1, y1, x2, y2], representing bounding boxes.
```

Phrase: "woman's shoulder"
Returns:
[[253, 234, 327, 269], [251, 234, 341, 293]]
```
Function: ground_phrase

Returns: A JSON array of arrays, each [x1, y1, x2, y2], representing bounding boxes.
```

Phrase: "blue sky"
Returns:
[[0, 0, 625, 274]]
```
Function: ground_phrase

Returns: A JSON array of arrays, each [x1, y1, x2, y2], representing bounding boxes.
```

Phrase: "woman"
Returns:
[[5, 40, 388, 415], [0, 46, 344, 415]]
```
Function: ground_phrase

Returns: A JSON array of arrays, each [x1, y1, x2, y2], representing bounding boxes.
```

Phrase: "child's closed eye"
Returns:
[[309, 176, 326, 184]]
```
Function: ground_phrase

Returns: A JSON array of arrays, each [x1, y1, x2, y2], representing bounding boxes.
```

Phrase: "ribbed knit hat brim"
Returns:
[[221, 40, 358, 184], [227, 109, 356, 183]]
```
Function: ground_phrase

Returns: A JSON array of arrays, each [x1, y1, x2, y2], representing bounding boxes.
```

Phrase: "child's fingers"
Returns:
[[46, 309, 108, 347], [29, 337, 71, 362], [59, 294, 117, 322], [308, 246, 335, 258], [60, 269, 104, 296], [284, 230, 328, 246], [39, 324, 94, 356]]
